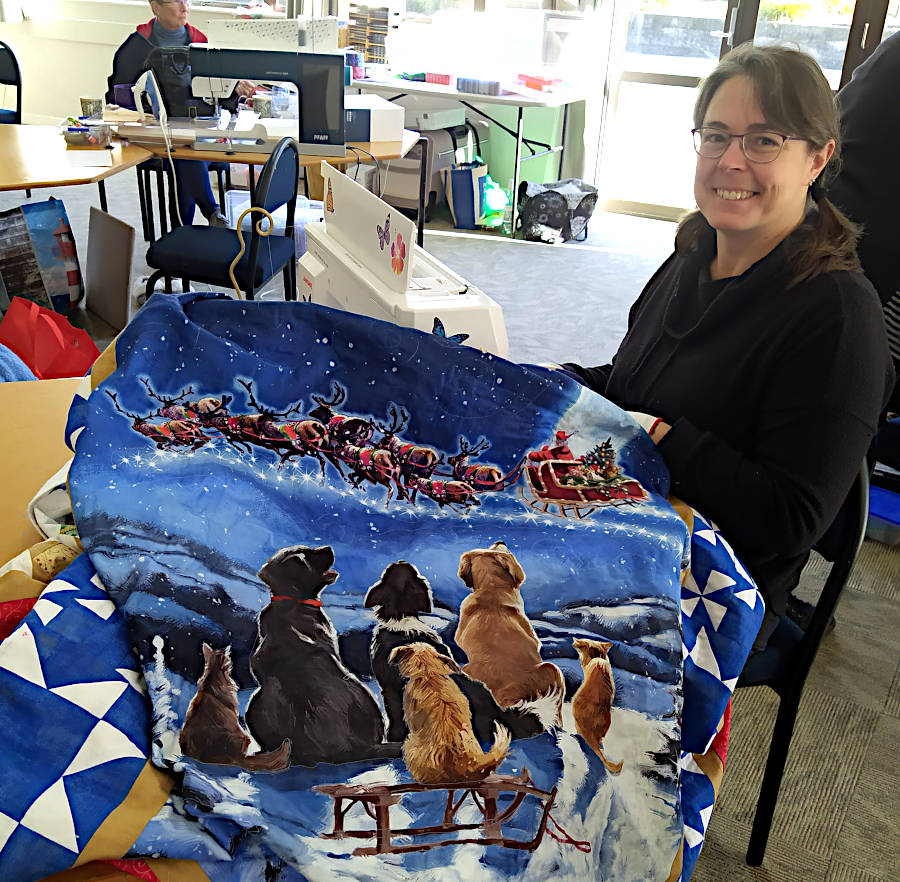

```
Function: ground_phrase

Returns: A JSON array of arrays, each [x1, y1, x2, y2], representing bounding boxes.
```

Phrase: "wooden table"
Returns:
[[0, 377, 82, 564], [153, 127, 421, 168], [136, 128, 428, 245], [0, 125, 152, 212]]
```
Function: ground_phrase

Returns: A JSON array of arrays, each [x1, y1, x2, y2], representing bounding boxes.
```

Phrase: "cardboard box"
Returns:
[[344, 94, 404, 143]]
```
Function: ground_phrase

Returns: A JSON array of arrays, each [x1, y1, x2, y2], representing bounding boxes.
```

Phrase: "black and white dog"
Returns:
[[365, 560, 553, 746], [245, 544, 400, 766]]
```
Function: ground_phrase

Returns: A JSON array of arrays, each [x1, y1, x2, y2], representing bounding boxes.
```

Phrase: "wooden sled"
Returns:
[[314, 769, 557, 855]]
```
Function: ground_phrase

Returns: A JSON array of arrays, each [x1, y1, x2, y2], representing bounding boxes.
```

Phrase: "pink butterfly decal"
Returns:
[[376, 215, 390, 250]]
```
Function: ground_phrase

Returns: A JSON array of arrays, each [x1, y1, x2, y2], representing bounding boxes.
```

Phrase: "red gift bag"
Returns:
[[0, 296, 100, 379]]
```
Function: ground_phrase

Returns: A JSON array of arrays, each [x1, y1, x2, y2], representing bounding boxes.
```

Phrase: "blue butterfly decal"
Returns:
[[432, 316, 470, 344], [376, 215, 390, 250]]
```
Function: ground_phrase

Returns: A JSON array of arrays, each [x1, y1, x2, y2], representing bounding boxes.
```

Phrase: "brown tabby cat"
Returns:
[[180, 643, 291, 772], [572, 638, 623, 774]]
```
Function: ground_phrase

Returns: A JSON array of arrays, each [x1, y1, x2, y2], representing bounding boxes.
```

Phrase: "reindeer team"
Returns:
[[107, 381, 524, 511]]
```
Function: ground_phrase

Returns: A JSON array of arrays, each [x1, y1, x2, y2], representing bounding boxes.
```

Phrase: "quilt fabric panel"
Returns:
[[66, 292, 697, 879]]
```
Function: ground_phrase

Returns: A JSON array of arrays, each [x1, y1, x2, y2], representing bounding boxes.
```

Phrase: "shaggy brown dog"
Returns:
[[572, 638, 623, 774], [180, 643, 291, 772], [389, 643, 511, 784], [454, 541, 564, 720]]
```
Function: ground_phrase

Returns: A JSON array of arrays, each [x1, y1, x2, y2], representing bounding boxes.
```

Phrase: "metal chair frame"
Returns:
[[0, 39, 30, 197], [736, 461, 870, 866], [145, 136, 300, 301]]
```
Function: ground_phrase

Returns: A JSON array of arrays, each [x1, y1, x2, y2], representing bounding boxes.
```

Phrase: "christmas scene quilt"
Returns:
[[0, 291, 764, 881]]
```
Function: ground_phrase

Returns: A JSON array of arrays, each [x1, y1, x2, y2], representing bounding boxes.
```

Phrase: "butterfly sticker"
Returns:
[[376, 215, 390, 250], [326, 179, 334, 213], [432, 316, 470, 344]]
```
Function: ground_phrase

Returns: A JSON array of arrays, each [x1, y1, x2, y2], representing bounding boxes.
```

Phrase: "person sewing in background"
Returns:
[[559, 44, 894, 648], [106, 0, 254, 226]]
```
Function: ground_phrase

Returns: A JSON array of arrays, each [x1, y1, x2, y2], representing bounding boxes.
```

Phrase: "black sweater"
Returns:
[[564, 230, 894, 616]]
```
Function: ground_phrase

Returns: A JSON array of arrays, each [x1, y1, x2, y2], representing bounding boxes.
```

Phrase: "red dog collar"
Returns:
[[270, 596, 323, 607]]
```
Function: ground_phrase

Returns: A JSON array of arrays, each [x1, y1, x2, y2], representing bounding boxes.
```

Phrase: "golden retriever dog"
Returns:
[[389, 643, 511, 784], [572, 638, 623, 774], [454, 541, 564, 721]]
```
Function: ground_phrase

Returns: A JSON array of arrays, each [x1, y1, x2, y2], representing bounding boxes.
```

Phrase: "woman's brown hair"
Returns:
[[675, 43, 861, 287]]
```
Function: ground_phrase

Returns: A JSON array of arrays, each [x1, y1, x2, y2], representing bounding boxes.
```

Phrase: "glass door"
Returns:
[[595, 0, 733, 219], [732, 0, 863, 89], [595, 0, 892, 219]]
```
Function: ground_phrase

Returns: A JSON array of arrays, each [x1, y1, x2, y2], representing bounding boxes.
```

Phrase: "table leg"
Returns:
[[97, 180, 108, 213], [416, 135, 427, 248], [509, 107, 524, 236], [558, 102, 569, 180]]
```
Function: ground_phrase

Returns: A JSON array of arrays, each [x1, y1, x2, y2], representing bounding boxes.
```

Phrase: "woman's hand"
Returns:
[[235, 80, 256, 100], [627, 411, 671, 444]]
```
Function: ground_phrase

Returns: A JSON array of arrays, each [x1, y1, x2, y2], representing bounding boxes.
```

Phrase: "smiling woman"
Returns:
[[560, 43, 894, 650]]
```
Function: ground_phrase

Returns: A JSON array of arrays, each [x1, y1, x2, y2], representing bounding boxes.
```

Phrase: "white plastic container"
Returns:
[[223, 190, 324, 256]]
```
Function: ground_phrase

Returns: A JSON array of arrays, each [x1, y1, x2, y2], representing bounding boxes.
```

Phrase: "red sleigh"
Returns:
[[519, 459, 647, 519]]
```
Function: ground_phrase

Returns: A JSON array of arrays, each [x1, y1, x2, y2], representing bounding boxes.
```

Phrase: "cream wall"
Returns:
[[0, 0, 234, 124]]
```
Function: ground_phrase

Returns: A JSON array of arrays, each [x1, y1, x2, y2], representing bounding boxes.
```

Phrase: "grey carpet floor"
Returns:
[[0, 173, 897, 881]]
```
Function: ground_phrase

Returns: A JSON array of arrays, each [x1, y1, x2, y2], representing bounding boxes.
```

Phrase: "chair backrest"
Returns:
[[803, 461, 869, 645], [247, 137, 300, 269], [0, 40, 22, 124], [740, 460, 870, 691]]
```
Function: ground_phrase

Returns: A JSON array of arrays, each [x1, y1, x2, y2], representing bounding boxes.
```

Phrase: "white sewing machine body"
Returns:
[[298, 164, 508, 358], [113, 111, 300, 153]]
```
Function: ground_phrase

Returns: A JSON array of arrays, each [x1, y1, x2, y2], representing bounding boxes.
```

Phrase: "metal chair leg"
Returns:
[[283, 263, 292, 301], [156, 170, 168, 237], [215, 167, 225, 206], [136, 168, 150, 241], [166, 167, 179, 229], [145, 270, 165, 303], [143, 168, 156, 242], [181, 278, 190, 294], [746, 690, 802, 866]]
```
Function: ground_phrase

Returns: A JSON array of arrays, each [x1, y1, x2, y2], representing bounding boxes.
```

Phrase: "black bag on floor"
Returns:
[[517, 178, 598, 243]]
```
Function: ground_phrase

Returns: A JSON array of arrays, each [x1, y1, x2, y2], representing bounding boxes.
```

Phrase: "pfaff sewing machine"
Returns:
[[299, 164, 509, 358], [111, 46, 345, 156]]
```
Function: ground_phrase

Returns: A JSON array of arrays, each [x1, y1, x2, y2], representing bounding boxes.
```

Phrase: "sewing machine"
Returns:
[[189, 46, 345, 156], [298, 163, 509, 358], [110, 47, 345, 156]]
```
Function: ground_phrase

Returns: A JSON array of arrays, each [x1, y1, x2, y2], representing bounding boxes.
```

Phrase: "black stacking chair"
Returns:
[[736, 460, 870, 866], [144, 137, 299, 301], [0, 39, 22, 125], [0, 39, 30, 198], [137, 158, 232, 242]]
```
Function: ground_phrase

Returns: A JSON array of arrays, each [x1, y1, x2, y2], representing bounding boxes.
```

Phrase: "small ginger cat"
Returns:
[[572, 638, 623, 774]]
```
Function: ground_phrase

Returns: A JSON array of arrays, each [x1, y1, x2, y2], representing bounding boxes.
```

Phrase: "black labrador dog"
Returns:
[[245, 544, 400, 766], [365, 560, 547, 746]]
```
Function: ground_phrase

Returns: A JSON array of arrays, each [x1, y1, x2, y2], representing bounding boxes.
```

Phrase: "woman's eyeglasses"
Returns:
[[692, 127, 804, 163]]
